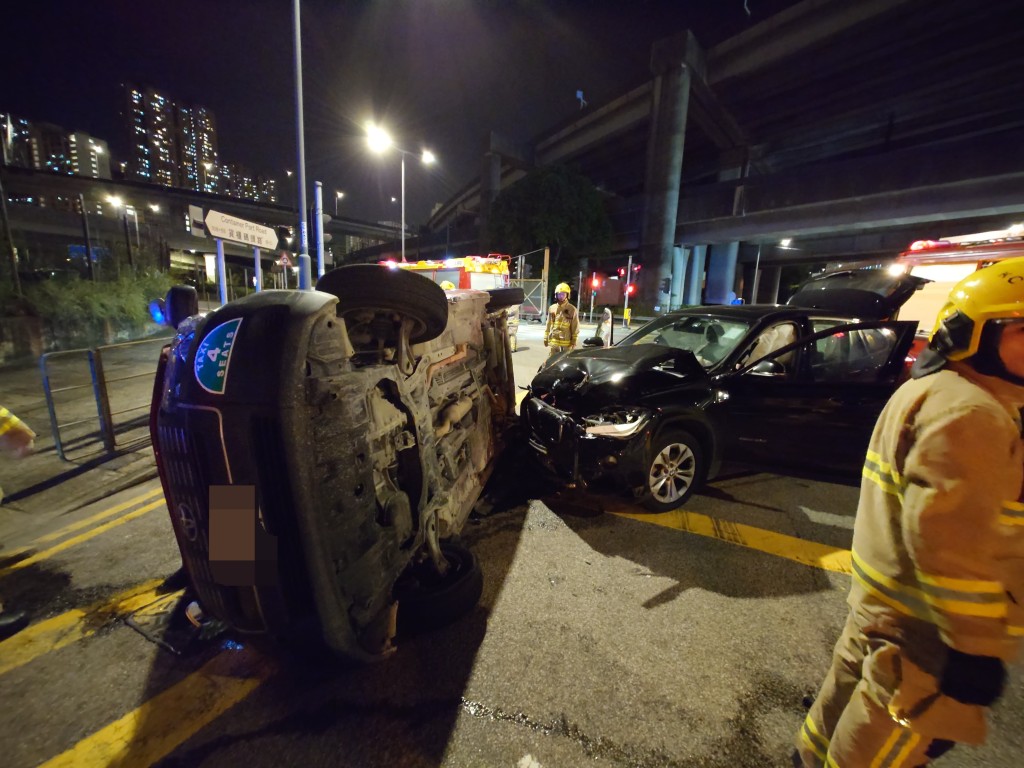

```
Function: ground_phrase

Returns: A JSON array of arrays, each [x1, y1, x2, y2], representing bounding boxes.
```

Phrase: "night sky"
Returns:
[[5, 0, 799, 224]]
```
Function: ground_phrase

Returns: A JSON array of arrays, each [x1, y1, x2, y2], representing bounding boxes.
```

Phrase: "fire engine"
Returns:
[[888, 224, 1024, 328], [381, 254, 523, 350]]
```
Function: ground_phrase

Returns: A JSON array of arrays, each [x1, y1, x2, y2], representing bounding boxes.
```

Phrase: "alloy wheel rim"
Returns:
[[648, 442, 696, 504]]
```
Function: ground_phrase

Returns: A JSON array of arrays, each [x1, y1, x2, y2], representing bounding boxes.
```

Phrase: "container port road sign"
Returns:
[[204, 210, 278, 250]]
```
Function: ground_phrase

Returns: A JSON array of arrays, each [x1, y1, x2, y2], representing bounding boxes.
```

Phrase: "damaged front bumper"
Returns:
[[521, 396, 651, 494]]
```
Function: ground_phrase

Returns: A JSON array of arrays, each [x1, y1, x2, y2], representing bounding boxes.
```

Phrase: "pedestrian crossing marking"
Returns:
[[613, 509, 853, 574]]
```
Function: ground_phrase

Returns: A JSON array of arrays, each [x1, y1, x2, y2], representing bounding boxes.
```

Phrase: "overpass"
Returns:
[[426, 0, 1024, 308], [0, 165, 400, 287]]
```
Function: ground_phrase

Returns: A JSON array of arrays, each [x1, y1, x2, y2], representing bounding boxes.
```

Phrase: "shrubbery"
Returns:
[[1, 271, 172, 347]]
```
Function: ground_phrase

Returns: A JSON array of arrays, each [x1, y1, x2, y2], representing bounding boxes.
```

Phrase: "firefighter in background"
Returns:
[[0, 405, 35, 640], [439, 280, 456, 290], [543, 282, 579, 356], [795, 258, 1024, 767]]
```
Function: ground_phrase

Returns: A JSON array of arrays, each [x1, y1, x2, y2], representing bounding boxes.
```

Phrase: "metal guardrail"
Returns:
[[40, 336, 168, 461]]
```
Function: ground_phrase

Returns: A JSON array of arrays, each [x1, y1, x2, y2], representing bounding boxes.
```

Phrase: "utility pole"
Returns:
[[293, 0, 312, 289], [0, 172, 22, 297], [78, 194, 95, 281]]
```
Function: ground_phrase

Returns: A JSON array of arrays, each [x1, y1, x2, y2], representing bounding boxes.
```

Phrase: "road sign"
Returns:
[[279, 254, 291, 267], [204, 210, 278, 250]]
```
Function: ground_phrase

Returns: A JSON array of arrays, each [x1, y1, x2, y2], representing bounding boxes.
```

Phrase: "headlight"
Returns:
[[583, 408, 651, 438]]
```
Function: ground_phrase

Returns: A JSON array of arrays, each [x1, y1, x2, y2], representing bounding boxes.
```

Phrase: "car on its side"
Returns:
[[150, 265, 523, 660], [520, 269, 928, 511]]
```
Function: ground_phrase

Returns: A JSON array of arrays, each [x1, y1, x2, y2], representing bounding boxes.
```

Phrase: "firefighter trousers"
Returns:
[[795, 611, 956, 768]]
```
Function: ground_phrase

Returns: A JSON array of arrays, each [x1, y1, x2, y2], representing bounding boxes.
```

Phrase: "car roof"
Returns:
[[663, 304, 815, 322]]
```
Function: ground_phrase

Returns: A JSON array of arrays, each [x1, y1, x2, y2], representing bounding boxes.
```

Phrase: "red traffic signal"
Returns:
[[617, 267, 626, 278], [591, 277, 600, 289], [625, 284, 636, 295]]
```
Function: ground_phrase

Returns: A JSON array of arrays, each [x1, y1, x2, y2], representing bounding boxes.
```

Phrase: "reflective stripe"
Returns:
[[915, 570, 1008, 618], [801, 715, 829, 761], [851, 551, 930, 620], [862, 451, 905, 500], [1000, 500, 1024, 526], [0, 406, 24, 436], [1008, 624, 1024, 637], [870, 726, 921, 768]]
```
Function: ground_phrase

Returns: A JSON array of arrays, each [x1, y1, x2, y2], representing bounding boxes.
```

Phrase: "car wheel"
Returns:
[[485, 287, 525, 312], [643, 429, 704, 512], [316, 264, 448, 344], [394, 542, 483, 633]]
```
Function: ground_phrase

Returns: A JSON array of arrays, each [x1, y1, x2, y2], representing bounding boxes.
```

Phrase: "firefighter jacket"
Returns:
[[544, 301, 579, 349], [849, 360, 1024, 742]]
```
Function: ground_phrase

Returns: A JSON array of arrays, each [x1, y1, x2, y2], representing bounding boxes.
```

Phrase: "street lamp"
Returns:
[[335, 190, 345, 217], [106, 195, 134, 270], [365, 121, 436, 263], [202, 161, 214, 192]]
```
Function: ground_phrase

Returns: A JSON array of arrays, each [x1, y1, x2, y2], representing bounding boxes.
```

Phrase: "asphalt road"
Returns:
[[2, 471, 1022, 766], [0, 319, 1021, 767]]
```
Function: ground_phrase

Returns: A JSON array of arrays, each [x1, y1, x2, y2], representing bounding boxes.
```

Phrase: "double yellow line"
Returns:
[[613, 508, 853, 574], [0, 487, 165, 576]]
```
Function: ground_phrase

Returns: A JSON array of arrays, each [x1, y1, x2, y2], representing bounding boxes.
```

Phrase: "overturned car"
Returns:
[[150, 265, 522, 660]]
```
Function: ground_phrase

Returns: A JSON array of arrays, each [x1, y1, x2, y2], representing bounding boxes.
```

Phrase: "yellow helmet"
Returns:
[[439, 280, 456, 290], [929, 256, 1024, 360], [554, 282, 571, 297]]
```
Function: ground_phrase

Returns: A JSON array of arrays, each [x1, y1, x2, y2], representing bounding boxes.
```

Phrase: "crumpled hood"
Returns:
[[529, 345, 706, 411]]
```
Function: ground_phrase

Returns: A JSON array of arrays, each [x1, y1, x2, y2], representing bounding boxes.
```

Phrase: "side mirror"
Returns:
[[747, 359, 786, 377], [164, 285, 199, 329]]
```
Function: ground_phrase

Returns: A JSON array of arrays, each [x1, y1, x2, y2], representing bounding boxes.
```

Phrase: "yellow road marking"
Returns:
[[40, 646, 273, 768], [2, 487, 164, 563], [0, 579, 173, 677], [0, 499, 165, 576], [613, 509, 852, 574]]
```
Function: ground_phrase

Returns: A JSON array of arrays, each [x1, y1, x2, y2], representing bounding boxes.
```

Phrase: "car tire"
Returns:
[[642, 429, 704, 512], [394, 543, 483, 633], [485, 287, 526, 312], [165, 285, 199, 329], [316, 264, 448, 344]]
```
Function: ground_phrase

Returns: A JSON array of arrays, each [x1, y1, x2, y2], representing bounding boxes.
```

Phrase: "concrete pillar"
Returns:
[[670, 246, 687, 310], [705, 242, 738, 305], [641, 33, 695, 313], [765, 266, 783, 304], [478, 151, 502, 250], [685, 244, 706, 305]]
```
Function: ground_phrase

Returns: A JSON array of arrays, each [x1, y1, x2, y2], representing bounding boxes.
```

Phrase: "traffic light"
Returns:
[[632, 263, 641, 273], [591, 276, 600, 290], [625, 283, 636, 296], [309, 208, 332, 245], [617, 267, 626, 278], [276, 226, 294, 251]]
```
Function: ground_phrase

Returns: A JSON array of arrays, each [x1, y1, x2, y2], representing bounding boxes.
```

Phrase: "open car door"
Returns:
[[718, 319, 918, 477]]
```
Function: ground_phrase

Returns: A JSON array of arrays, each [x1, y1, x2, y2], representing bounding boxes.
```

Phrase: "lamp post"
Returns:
[[106, 195, 134, 270], [366, 122, 436, 263], [335, 190, 344, 217]]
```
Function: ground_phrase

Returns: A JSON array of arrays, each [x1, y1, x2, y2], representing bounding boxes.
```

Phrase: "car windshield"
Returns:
[[619, 315, 753, 367]]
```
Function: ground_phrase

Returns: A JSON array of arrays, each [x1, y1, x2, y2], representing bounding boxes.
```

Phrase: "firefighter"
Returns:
[[795, 258, 1024, 767], [0, 405, 35, 640], [543, 282, 579, 356]]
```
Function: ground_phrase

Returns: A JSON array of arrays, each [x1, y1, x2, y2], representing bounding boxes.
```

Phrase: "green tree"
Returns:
[[488, 164, 612, 282]]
